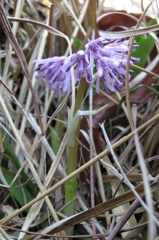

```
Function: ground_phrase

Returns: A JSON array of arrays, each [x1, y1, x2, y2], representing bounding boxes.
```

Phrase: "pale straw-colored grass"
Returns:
[[0, 0, 159, 239]]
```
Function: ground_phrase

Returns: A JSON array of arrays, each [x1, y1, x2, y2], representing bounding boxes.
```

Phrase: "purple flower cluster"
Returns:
[[34, 38, 139, 96]]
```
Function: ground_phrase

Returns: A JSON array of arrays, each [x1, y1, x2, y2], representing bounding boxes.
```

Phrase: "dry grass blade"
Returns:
[[133, 105, 157, 239], [8, 95, 66, 239], [0, 226, 12, 240], [99, 23, 159, 39], [7, 17, 71, 39], [51, 0, 73, 19], [87, 0, 98, 32], [43, 181, 159, 234], [125, 0, 154, 131], [1, 1, 159, 238], [102, 155, 137, 238], [102, 173, 143, 182], [0, 93, 61, 239], [100, 123, 158, 226], [0, 4, 43, 133], [108, 199, 141, 240], [0, 112, 159, 226]]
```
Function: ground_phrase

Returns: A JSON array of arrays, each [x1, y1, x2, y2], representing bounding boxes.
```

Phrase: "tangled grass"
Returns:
[[0, 0, 159, 239]]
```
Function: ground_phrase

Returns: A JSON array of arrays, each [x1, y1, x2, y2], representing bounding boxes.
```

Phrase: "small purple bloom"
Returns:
[[34, 37, 139, 96], [85, 38, 140, 93], [34, 56, 70, 96]]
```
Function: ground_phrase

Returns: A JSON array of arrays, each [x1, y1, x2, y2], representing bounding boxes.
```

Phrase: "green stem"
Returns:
[[55, 96, 65, 142], [63, 79, 86, 235]]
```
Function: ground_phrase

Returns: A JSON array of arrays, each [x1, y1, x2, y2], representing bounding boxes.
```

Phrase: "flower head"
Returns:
[[34, 37, 139, 96], [85, 38, 140, 93], [34, 56, 71, 97]]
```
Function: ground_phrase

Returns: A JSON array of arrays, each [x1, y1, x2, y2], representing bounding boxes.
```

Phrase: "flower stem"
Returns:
[[63, 78, 86, 235], [55, 96, 65, 143]]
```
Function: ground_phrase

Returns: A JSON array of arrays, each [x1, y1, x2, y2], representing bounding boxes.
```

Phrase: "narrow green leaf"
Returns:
[[72, 36, 82, 49], [0, 166, 33, 212], [2, 131, 38, 196], [132, 19, 156, 76], [152, 84, 159, 92], [49, 126, 61, 154]]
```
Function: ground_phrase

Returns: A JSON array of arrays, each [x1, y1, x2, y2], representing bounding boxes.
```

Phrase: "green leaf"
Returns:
[[0, 166, 33, 212], [132, 35, 154, 75], [3, 140, 21, 170], [2, 130, 39, 197], [71, 36, 85, 50], [132, 19, 156, 76], [146, 18, 157, 27], [49, 126, 61, 154], [152, 84, 159, 92], [72, 36, 82, 49]]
